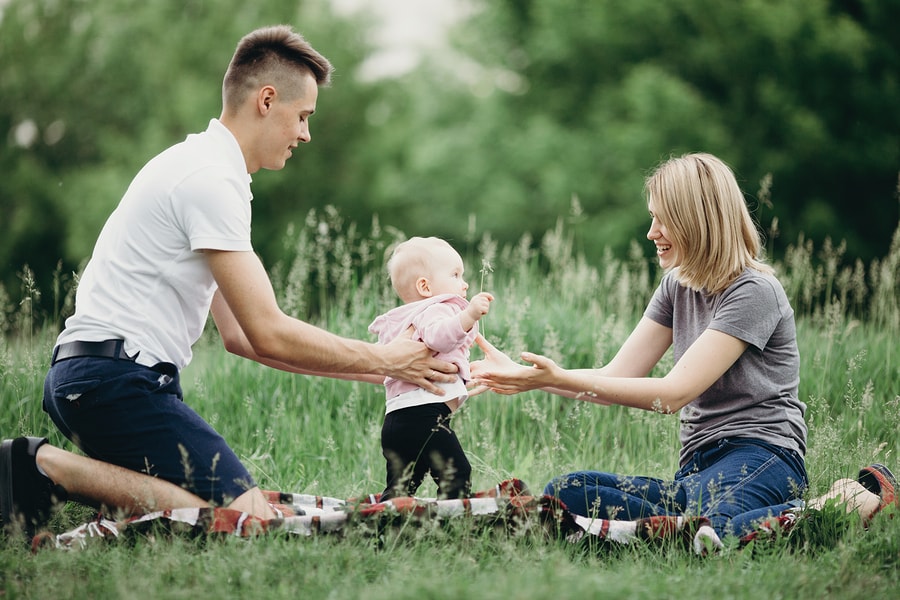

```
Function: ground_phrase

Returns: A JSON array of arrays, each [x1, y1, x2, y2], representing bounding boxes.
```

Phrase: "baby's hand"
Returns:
[[467, 292, 494, 321]]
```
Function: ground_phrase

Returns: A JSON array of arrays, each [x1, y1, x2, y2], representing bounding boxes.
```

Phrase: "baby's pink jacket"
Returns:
[[368, 293, 477, 399]]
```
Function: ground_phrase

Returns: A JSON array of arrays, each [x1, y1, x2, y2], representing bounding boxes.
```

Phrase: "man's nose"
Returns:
[[298, 122, 311, 143]]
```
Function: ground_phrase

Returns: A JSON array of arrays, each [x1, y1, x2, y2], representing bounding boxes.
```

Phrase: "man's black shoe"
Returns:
[[1, 437, 68, 539]]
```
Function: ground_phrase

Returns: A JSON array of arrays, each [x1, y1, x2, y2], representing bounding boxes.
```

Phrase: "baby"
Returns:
[[369, 237, 493, 500]]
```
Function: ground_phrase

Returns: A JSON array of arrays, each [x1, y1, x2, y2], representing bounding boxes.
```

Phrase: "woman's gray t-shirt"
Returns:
[[644, 268, 807, 466]]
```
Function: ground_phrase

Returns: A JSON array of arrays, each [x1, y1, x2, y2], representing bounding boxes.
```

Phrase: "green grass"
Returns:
[[2, 212, 899, 599]]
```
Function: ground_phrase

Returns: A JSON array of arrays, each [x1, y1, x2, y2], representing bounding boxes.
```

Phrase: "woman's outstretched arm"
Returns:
[[471, 319, 748, 413]]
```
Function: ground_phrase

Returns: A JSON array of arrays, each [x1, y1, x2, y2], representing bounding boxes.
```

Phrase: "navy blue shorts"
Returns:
[[42, 356, 256, 506]]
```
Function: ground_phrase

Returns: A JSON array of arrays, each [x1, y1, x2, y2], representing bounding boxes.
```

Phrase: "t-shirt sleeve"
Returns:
[[644, 273, 675, 328], [709, 277, 782, 351], [175, 167, 252, 252]]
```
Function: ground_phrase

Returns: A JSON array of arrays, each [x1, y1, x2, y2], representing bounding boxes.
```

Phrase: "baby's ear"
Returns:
[[415, 277, 432, 297]]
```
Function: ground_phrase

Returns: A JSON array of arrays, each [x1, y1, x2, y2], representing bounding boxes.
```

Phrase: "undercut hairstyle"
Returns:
[[644, 152, 773, 294], [386, 237, 454, 303], [222, 25, 333, 111]]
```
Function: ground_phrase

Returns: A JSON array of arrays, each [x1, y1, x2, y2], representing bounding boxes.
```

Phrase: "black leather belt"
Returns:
[[51, 339, 137, 365]]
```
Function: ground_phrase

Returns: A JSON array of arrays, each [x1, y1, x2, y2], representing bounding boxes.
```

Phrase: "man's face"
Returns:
[[258, 73, 318, 172]]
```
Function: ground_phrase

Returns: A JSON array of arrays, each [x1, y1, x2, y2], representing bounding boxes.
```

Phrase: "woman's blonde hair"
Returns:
[[644, 152, 773, 293]]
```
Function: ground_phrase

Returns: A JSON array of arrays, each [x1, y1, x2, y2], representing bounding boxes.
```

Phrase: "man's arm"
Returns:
[[205, 250, 455, 391], [210, 290, 384, 384]]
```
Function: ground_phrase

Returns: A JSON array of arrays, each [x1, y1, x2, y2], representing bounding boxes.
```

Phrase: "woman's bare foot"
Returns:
[[807, 478, 881, 520], [808, 464, 897, 526]]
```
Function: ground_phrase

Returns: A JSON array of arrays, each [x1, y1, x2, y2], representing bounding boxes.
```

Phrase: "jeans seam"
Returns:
[[724, 453, 778, 495]]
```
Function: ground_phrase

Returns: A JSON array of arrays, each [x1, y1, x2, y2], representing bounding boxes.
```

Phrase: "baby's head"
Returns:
[[387, 237, 468, 303]]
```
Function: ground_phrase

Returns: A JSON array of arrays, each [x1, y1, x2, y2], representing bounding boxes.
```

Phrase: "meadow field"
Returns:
[[2, 212, 898, 599]]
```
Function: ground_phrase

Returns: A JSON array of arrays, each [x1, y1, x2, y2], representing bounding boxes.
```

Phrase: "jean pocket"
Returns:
[[52, 377, 103, 406]]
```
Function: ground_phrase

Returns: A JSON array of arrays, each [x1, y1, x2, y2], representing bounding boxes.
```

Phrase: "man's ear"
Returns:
[[415, 277, 432, 297], [257, 85, 277, 116]]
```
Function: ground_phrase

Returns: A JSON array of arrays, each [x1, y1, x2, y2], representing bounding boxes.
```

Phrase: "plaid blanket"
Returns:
[[32, 479, 723, 555]]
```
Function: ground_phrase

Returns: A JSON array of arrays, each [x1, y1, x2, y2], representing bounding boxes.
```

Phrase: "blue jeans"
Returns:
[[43, 356, 255, 506], [544, 438, 807, 538]]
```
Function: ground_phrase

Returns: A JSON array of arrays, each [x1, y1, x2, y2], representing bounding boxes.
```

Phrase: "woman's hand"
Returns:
[[465, 380, 489, 398], [470, 335, 559, 395], [469, 335, 519, 370]]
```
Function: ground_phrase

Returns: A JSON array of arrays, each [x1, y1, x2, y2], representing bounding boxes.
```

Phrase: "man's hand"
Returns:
[[381, 326, 458, 395]]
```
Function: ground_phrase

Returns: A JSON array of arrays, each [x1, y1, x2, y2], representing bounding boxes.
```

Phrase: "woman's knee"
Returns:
[[543, 472, 581, 496], [543, 470, 627, 496]]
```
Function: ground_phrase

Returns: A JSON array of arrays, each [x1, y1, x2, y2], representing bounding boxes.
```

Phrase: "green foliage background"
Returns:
[[1, 0, 899, 324], [2, 3, 899, 594]]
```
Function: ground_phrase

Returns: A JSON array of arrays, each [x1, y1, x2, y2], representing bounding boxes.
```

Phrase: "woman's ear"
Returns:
[[415, 276, 432, 297]]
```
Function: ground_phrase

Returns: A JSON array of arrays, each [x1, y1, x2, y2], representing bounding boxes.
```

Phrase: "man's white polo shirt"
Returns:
[[57, 119, 253, 369]]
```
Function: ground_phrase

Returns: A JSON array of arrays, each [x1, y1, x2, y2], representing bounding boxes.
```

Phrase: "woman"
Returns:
[[472, 152, 809, 538]]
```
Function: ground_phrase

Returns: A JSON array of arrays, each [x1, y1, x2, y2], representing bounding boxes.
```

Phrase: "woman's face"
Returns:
[[647, 197, 680, 269]]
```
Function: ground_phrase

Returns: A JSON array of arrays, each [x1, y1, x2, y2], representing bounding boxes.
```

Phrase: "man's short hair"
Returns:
[[222, 25, 333, 109]]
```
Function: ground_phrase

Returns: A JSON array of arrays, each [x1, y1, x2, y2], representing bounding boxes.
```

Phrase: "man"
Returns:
[[0, 25, 456, 538]]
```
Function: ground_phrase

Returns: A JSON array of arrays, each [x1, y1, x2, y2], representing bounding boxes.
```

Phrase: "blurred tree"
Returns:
[[364, 0, 899, 263], [1, 0, 898, 327], [0, 0, 381, 323]]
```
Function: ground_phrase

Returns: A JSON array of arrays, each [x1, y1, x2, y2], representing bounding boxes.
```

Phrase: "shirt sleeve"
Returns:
[[709, 277, 782, 352], [643, 273, 675, 328], [174, 166, 252, 252]]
